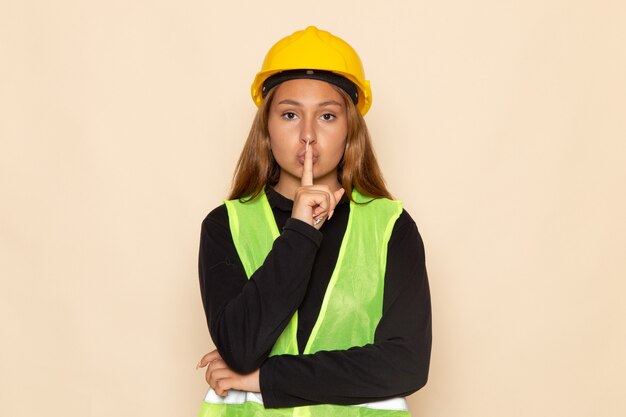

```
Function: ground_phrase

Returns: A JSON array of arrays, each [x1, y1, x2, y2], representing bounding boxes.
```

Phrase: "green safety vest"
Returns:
[[199, 188, 409, 417]]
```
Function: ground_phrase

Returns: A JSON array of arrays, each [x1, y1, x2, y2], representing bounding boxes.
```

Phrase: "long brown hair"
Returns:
[[228, 85, 392, 201]]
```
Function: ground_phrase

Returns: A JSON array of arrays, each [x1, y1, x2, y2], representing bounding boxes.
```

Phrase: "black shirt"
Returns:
[[199, 186, 432, 408]]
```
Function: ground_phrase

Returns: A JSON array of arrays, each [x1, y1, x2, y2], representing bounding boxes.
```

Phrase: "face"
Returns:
[[268, 79, 348, 194]]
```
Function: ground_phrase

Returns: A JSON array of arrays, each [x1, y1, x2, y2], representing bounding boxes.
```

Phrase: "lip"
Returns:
[[297, 150, 319, 164], [297, 155, 319, 164]]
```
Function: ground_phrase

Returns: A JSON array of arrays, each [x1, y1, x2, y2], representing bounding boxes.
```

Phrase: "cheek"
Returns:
[[268, 134, 291, 164], [268, 123, 284, 155], [267, 122, 277, 148], [321, 139, 346, 169], [328, 127, 348, 160], [335, 140, 348, 161], [268, 118, 293, 149]]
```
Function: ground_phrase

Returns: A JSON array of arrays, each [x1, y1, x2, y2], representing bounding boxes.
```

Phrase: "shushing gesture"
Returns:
[[291, 141, 345, 230]]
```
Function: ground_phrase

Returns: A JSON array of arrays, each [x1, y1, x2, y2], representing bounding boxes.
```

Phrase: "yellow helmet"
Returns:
[[251, 26, 372, 115]]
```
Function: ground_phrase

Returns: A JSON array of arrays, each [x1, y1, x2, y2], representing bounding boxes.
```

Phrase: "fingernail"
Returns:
[[328, 210, 334, 220], [196, 360, 201, 369]]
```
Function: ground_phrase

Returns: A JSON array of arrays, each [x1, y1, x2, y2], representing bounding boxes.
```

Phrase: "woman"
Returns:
[[197, 26, 431, 416]]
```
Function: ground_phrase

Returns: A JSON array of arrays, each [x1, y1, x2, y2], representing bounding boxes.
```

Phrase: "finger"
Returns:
[[208, 369, 236, 397], [207, 367, 228, 385], [312, 191, 330, 217], [313, 215, 325, 227], [313, 185, 344, 219], [207, 358, 227, 375], [328, 188, 345, 220], [313, 204, 328, 219], [312, 201, 330, 229], [206, 367, 232, 389], [301, 140, 313, 186], [197, 349, 222, 369], [215, 379, 232, 397], [333, 187, 346, 204], [197, 349, 221, 369]]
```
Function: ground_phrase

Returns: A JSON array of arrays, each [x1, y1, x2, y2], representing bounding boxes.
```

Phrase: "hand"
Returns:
[[196, 350, 260, 396], [292, 141, 345, 230]]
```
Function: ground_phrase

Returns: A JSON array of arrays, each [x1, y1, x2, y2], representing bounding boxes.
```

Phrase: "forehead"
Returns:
[[272, 79, 344, 104]]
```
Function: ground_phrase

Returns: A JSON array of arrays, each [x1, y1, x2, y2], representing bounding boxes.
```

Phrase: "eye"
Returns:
[[282, 112, 298, 120], [321, 113, 336, 121]]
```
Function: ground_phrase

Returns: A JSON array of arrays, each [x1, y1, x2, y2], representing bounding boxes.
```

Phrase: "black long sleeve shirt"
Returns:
[[199, 187, 432, 408]]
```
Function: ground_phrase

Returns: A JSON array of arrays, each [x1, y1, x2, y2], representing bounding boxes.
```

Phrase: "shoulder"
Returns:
[[201, 203, 229, 235], [390, 209, 425, 251], [394, 209, 417, 230]]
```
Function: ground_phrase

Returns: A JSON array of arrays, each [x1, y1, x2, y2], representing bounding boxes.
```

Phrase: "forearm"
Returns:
[[200, 213, 321, 373], [259, 307, 431, 408], [259, 337, 430, 407]]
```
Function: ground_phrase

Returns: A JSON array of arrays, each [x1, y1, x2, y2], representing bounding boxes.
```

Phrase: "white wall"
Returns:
[[1, 1, 625, 416]]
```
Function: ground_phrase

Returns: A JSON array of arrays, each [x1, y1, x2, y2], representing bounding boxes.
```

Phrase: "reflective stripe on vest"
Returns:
[[200, 188, 408, 417], [200, 390, 410, 416]]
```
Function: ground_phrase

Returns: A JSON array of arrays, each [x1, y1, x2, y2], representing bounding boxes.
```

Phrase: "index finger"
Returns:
[[301, 140, 313, 186]]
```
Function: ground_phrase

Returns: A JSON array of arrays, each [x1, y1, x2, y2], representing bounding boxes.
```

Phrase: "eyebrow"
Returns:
[[277, 99, 343, 107]]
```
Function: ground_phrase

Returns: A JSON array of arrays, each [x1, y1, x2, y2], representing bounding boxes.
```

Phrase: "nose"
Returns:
[[299, 115, 317, 144]]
